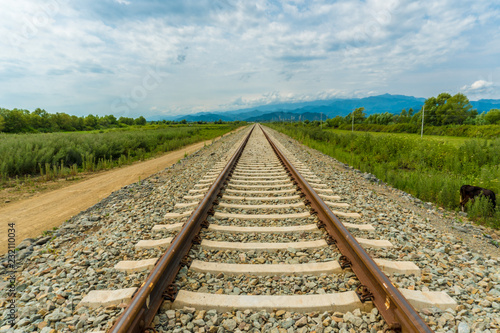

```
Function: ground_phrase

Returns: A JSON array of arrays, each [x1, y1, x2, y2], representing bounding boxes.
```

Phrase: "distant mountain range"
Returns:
[[147, 94, 500, 122], [245, 111, 326, 122]]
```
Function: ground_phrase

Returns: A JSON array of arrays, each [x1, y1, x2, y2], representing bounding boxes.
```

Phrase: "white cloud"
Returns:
[[460, 79, 497, 100], [0, 0, 499, 116], [471, 80, 493, 90], [461, 80, 495, 92]]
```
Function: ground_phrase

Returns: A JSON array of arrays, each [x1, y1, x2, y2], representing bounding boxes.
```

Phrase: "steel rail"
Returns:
[[260, 124, 433, 333], [109, 125, 255, 333]]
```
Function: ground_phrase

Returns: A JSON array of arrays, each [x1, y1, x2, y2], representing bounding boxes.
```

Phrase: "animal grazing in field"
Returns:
[[459, 185, 496, 212]]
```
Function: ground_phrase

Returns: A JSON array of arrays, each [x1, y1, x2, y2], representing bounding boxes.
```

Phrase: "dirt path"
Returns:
[[0, 130, 242, 255]]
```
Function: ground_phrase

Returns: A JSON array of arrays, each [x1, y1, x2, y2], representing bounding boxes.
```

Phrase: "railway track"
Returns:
[[74, 124, 457, 332]]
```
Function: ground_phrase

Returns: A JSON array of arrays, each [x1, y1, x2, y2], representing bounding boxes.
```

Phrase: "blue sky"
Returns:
[[1, 0, 499, 118]]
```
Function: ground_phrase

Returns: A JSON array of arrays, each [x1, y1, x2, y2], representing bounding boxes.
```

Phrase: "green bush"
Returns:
[[466, 196, 499, 228]]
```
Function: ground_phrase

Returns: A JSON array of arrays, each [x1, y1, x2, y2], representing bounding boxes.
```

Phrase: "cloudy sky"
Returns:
[[1, 0, 499, 118]]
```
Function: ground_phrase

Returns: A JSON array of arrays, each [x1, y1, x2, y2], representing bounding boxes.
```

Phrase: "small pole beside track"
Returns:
[[352, 109, 354, 132], [421, 105, 425, 138]]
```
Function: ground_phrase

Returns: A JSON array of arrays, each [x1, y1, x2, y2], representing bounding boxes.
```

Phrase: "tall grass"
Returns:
[[336, 123, 500, 139], [268, 124, 500, 228], [466, 196, 500, 228], [0, 124, 239, 182]]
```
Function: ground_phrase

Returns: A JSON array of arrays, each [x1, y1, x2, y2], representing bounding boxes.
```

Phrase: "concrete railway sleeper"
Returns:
[[96, 124, 456, 333]]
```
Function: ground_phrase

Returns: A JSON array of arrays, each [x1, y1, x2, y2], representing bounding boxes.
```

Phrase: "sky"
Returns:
[[1, 0, 500, 118]]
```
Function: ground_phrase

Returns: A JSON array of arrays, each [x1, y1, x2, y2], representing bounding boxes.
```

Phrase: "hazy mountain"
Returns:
[[147, 94, 500, 121], [172, 110, 269, 122], [245, 111, 325, 122], [175, 113, 235, 122], [470, 99, 500, 112]]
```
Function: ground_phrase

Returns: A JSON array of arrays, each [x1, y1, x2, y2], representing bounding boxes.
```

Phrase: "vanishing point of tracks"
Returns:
[[80, 124, 456, 332]]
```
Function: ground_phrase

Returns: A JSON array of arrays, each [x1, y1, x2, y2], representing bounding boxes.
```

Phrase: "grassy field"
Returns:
[[336, 123, 500, 139], [0, 124, 241, 184], [269, 123, 500, 228], [328, 129, 475, 147]]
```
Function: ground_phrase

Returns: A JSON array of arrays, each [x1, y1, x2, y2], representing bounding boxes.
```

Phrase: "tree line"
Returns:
[[0, 108, 147, 133], [325, 93, 500, 127]]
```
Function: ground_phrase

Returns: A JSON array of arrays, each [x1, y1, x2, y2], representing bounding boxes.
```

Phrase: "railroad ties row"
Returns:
[[169, 127, 388, 312], [80, 125, 455, 331]]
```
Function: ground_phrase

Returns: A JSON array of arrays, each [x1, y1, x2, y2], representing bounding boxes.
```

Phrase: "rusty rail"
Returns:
[[109, 125, 255, 333], [260, 124, 433, 333]]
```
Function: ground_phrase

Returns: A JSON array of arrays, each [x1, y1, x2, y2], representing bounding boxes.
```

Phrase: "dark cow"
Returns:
[[460, 185, 496, 212]]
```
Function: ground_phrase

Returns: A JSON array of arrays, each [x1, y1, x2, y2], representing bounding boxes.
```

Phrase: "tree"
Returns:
[[436, 93, 476, 125], [396, 109, 411, 123], [1, 108, 31, 132], [0, 115, 4, 132], [354, 107, 366, 123], [84, 114, 99, 129], [366, 112, 394, 125], [418, 93, 477, 126], [484, 109, 500, 124], [464, 112, 487, 125], [71, 115, 85, 131], [326, 116, 345, 128], [420, 93, 476, 125], [119, 117, 135, 126], [134, 116, 147, 125], [421, 93, 450, 126], [31, 108, 51, 131], [345, 107, 366, 124], [98, 114, 118, 128], [51, 112, 76, 131]]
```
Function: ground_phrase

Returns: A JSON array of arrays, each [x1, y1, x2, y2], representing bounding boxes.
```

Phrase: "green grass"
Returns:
[[336, 123, 500, 139], [0, 124, 242, 183], [268, 123, 500, 229], [328, 129, 475, 147]]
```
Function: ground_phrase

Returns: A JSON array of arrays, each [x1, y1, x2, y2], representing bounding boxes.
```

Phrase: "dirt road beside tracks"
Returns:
[[0, 130, 242, 255]]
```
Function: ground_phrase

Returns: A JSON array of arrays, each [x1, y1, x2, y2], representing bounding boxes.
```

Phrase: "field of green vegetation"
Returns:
[[269, 123, 500, 228], [0, 124, 241, 184], [335, 123, 500, 139], [329, 129, 474, 147]]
